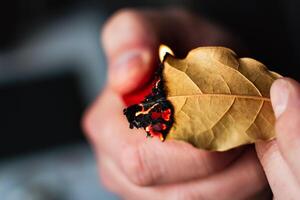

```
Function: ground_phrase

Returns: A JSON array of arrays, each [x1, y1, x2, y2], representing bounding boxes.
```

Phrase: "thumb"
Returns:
[[101, 9, 157, 95], [270, 78, 300, 181], [255, 78, 300, 198], [101, 8, 233, 96]]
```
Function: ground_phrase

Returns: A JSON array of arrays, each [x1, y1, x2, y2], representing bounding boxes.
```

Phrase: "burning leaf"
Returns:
[[124, 46, 281, 151], [163, 47, 281, 151]]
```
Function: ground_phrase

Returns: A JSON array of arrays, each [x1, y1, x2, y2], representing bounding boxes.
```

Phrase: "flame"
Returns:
[[159, 44, 174, 62]]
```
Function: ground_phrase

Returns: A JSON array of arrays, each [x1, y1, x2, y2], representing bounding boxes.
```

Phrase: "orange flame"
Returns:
[[159, 44, 174, 62]]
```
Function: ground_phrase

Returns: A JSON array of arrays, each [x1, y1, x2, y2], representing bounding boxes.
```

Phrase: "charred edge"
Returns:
[[123, 63, 174, 141]]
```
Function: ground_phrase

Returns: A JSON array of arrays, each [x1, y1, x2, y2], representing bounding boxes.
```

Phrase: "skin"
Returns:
[[256, 78, 300, 199], [83, 8, 300, 199]]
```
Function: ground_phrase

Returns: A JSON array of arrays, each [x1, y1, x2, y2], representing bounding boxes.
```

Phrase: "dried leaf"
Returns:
[[163, 47, 281, 151], [123, 46, 282, 151]]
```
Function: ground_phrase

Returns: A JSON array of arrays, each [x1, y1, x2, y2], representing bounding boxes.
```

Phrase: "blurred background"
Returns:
[[0, 0, 299, 199]]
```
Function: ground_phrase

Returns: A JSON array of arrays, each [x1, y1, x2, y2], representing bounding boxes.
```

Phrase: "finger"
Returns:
[[270, 78, 300, 182], [120, 139, 243, 186], [99, 155, 166, 200], [83, 88, 242, 186], [100, 148, 269, 200], [101, 9, 156, 94], [170, 148, 269, 200], [256, 140, 300, 199], [101, 8, 232, 94], [82, 87, 145, 157]]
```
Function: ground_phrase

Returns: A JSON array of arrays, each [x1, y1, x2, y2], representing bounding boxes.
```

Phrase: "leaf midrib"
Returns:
[[167, 93, 270, 101]]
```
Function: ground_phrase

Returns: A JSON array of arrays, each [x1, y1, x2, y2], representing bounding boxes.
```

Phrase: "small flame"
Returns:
[[159, 44, 174, 62]]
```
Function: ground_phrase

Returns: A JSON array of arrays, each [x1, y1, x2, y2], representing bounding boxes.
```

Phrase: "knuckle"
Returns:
[[257, 140, 279, 168], [121, 145, 155, 186], [275, 115, 287, 134]]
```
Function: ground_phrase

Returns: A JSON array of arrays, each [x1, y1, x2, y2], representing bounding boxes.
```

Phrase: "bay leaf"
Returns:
[[163, 47, 281, 151]]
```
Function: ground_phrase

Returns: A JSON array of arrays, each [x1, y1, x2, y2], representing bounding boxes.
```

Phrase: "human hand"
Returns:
[[83, 8, 269, 200], [256, 78, 300, 199]]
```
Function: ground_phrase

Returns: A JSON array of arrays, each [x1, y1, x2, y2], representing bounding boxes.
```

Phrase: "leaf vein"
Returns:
[[244, 100, 265, 140], [208, 97, 236, 130], [168, 94, 270, 101], [210, 56, 262, 96]]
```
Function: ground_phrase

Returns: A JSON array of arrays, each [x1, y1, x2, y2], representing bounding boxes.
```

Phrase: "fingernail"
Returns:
[[111, 49, 150, 73], [270, 79, 290, 118], [108, 49, 151, 91]]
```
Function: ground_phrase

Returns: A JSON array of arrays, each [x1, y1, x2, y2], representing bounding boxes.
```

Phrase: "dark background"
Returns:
[[0, 0, 299, 158]]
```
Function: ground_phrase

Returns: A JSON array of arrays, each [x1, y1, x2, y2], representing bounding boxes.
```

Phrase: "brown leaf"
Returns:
[[163, 47, 281, 151]]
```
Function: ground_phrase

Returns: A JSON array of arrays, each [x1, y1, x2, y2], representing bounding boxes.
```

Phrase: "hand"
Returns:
[[83, 8, 270, 200], [256, 78, 300, 199]]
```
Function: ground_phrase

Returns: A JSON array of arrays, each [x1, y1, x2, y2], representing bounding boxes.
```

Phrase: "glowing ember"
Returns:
[[162, 109, 171, 121], [135, 103, 159, 116], [145, 125, 164, 141]]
